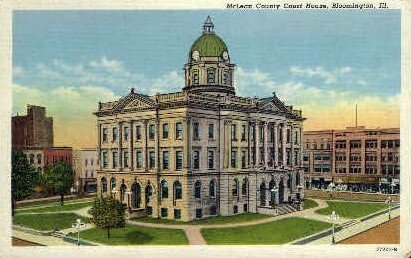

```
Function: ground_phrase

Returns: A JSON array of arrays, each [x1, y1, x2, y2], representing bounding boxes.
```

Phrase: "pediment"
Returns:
[[112, 92, 156, 111]]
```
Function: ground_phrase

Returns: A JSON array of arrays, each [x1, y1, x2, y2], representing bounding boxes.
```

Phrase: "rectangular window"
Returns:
[[208, 123, 214, 139], [231, 149, 237, 168], [162, 151, 169, 170], [124, 126, 130, 141], [146, 206, 153, 216], [136, 150, 143, 168], [196, 208, 203, 219], [193, 150, 200, 169], [149, 151, 155, 169], [124, 151, 129, 168], [112, 151, 119, 168], [207, 68, 215, 84], [102, 128, 108, 142], [162, 123, 169, 139], [210, 206, 217, 215], [294, 131, 298, 144], [241, 125, 246, 141], [176, 122, 183, 139], [174, 209, 181, 219], [193, 122, 200, 140], [112, 127, 119, 141], [102, 152, 108, 168], [208, 150, 215, 169], [286, 149, 291, 166], [241, 149, 247, 169], [222, 72, 228, 84], [175, 151, 183, 170], [193, 72, 199, 85], [149, 124, 155, 140], [161, 208, 168, 218], [231, 124, 237, 141], [136, 125, 142, 140]]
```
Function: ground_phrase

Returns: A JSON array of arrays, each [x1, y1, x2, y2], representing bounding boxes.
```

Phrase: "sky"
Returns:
[[12, 10, 401, 149]]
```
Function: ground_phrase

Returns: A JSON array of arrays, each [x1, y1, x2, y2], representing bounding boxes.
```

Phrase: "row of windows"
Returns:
[[27, 153, 42, 165], [84, 158, 96, 167], [334, 140, 400, 149], [191, 68, 231, 85]]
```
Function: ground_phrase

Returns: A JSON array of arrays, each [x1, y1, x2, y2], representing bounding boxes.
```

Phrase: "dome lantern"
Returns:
[[203, 15, 214, 35]]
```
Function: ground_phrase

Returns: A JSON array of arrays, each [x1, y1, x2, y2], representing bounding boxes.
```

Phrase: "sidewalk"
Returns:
[[13, 229, 75, 246], [308, 208, 400, 244]]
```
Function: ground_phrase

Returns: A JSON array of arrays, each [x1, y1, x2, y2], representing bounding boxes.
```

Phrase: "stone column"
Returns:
[[183, 117, 191, 169], [97, 122, 102, 170], [143, 120, 148, 171], [274, 121, 278, 168], [264, 122, 269, 168], [155, 118, 160, 172], [282, 123, 287, 167], [255, 121, 261, 167], [130, 120, 134, 170], [248, 121, 253, 168], [118, 121, 123, 170]]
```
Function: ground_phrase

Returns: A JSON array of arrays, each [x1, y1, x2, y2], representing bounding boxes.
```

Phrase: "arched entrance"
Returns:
[[279, 179, 285, 204], [131, 182, 141, 208], [260, 181, 266, 206]]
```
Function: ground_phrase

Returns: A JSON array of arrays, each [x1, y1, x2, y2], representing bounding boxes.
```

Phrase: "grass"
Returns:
[[15, 201, 93, 214], [315, 200, 389, 219], [73, 224, 188, 245], [303, 199, 319, 209], [13, 213, 90, 231], [132, 213, 272, 225], [201, 217, 332, 245]]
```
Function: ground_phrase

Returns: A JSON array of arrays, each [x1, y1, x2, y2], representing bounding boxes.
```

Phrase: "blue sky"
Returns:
[[12, 10, 401, 148]]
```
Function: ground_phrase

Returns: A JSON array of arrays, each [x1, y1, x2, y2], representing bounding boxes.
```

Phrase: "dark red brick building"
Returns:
[[44, 147, 73, 168], [12, 105, 53, 149]]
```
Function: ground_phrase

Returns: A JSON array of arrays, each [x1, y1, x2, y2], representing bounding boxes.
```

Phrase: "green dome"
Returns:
[[190, 34, 228, 57]]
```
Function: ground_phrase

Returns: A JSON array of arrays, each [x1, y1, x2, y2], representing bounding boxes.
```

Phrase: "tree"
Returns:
[[89, 196, 125, 238], [11, 151, 39, 215], [43, 161, 74, 205]]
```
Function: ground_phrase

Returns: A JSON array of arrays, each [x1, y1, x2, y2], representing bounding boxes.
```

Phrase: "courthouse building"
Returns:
[[302, 126, 400, 193], [95, 17, 305, 221]]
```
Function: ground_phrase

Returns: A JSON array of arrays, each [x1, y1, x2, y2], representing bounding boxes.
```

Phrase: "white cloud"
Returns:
[[289, 65, 352, 84]]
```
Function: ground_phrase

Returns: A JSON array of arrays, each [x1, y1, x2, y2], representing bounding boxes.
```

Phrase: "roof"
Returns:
[[190, 34, 228, 57]]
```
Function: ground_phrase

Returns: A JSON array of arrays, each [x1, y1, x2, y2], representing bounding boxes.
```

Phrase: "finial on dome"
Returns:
[[203, 15, 214, 35]]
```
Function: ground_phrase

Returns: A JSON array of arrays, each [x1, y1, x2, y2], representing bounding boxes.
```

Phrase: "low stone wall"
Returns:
[[16, 193, 96, 208], [305, 189, 399, 202]]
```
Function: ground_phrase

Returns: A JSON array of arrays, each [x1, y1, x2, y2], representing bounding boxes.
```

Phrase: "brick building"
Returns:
[[73, 148, 98, 193], [302, 126, 400, 193], [12, 105, 53, 149], [22, 147, 73, 173]]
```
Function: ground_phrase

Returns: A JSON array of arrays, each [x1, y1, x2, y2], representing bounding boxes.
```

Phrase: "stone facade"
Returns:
[[94, 17, 305, 221], [302, 126, 400, 193], [12, 105, 53, 149]]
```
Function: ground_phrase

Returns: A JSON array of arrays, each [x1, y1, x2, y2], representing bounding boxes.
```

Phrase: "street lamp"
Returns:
[[72, 218, 86, 246], [330, 210, 339, 244], [385, 197, 392, 220]]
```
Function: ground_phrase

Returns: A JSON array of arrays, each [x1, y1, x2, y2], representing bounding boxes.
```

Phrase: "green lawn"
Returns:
[[315, 201, 389, 219], [15, 201, 93, 214], [201, 217, 331, 245], [13, 213, 90, 231], [74, 224, 188, 245], [303, 199, 319, 209], [132, 213, 271, 225]]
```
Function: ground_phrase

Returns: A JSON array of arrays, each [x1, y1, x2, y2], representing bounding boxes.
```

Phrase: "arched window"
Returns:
[[120, 183, 127, 204], [29, 154, 34, 164], [110, 177, 116, 191], [131, 182, 141, 208], [296, 172, 301, 186], [194, 181, 201, 199], [242, 178, 248, 195], [232, 178, 239, 196], [209, 180, 216, 198], [161, 180, 168, 199], [37, 154, 42, 164], [174, 181, 182, 200], [101, 177, 107, 193], [207, 68, 215, 84], [145, 184, 153, 203]]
